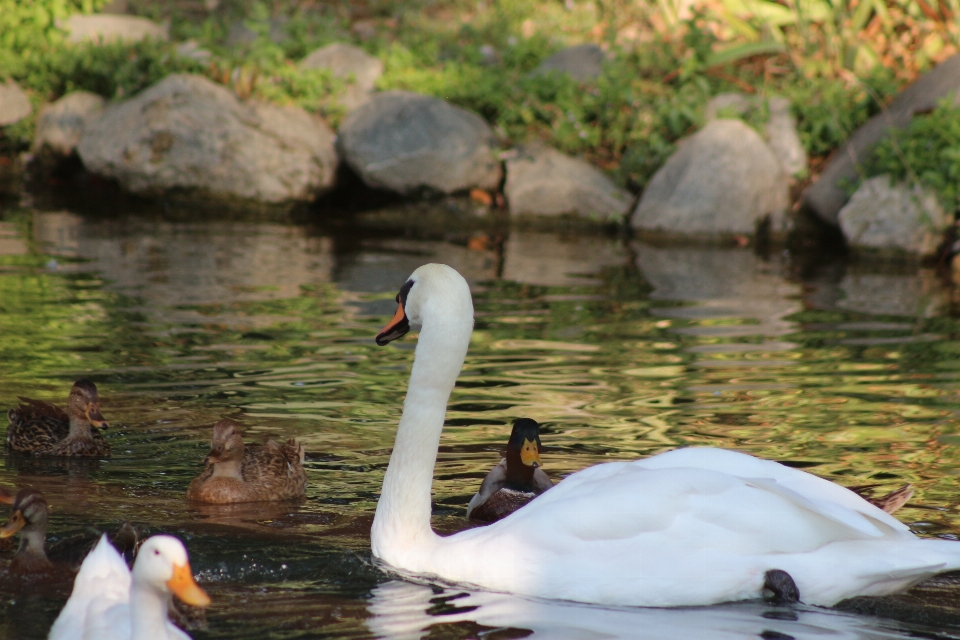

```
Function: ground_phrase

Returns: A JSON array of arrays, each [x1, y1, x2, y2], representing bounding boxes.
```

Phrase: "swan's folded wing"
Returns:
[[478, 465, 902, 557], [49, 535, 131, 640], [636, 447, 911, 534]]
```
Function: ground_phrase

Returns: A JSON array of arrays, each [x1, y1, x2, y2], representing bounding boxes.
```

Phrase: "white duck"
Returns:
[[371, 263, 960, 608], [49, 534, 210, 640]]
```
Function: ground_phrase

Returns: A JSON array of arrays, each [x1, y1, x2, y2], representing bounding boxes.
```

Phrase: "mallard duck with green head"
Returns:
[[6, 380, 110, 457], [467, 418, 554, 523]]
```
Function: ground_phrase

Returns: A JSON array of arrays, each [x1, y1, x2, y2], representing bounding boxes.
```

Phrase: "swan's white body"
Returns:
[[371, 263, 960, 607], [49, 535, 203, 640]]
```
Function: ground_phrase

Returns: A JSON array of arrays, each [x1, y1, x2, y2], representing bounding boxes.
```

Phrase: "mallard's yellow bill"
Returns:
[[520, 438, 541, 467]]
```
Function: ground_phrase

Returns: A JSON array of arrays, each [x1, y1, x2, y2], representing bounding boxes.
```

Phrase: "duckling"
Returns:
[[6, 380, 110, 457], [0, 487, 53, 574], [185, 419, 307, 504], [467, 418, 554, 523]]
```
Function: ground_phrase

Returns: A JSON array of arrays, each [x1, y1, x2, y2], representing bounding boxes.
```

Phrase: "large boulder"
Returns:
[[31, 92, 106, 159], [0, 81, 32, 127], [532, 44, 605, 82], [60, 14, 169, 44], [300, 43, 382, 112], [337, 91, 501, 194], [838, 175, 948, 255], [504, 144, 632, 220], [631, 119, 788, 236], [77, 74, 337, 204], [765, 97, 807, 178], [804, 54, 960, 224], [704, 93, 807, 177]]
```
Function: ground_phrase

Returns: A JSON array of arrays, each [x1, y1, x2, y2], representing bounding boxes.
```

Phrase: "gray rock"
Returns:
[[60, 14, 169, 44], [838, 175, 948, 255], [704, 93, 807, 177], [0, 81, 32, 127], [226, 18, 288, 47], [77, 74, 337, 204], [504, 144, 632, 220], [533, 44, 605, 82], [479, 45, 499, 67], [337, 91, 501, 194], [175, 40, 212, 63], [765, 97, 807, 178], [226, 21, 257, 47], [631, 119, 788, 236], [300, 43, 383, 111], [804, 53, 960, 224], [31, 91, 106, 158], [704, 92, 756, 120]]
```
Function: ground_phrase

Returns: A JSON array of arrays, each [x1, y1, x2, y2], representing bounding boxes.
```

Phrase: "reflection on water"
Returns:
[[635, 242, 801, 338], [2, 203, 960, 638], [503, 231, 627, 286], [367, 580, 945, 640]]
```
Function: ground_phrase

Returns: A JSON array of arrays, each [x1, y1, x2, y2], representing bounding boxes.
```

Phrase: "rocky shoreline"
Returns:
[[1, 11, 957, 257]]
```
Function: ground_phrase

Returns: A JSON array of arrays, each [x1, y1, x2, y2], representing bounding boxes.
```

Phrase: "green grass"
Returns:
[[0, 0, 938, 194]]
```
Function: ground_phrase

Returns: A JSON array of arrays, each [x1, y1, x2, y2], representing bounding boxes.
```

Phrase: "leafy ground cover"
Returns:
[[1, 0, 958, 200]]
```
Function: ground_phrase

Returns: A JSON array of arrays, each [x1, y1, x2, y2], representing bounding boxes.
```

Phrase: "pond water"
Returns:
[[3, 197, 960, 639]]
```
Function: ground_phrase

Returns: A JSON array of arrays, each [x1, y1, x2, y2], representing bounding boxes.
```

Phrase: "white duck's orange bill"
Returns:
[[167, 562, 211, 607]]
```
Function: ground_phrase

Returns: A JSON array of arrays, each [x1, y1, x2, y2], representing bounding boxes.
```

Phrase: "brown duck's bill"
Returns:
[[0, 511, 25, 538], [167, 562, 211, 607], [376, 303, 410, 346], [86, 404, 108, 429], [0, 486, 13, 505]]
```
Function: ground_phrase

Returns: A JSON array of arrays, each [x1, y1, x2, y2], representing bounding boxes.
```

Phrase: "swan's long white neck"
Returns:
[[129, 582, 174, 640], [371, 270, 474, 562]]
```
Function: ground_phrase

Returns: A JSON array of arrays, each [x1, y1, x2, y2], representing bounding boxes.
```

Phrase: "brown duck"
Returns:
[[6, 380, 110, 457], [0, 486, 140, 582], [186, 418, 307, 504], [0, 488, 54, 574], [467, 418, 553, 523]]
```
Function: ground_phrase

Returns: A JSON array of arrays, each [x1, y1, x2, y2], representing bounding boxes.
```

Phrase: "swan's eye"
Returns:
[[154, 549, 160, 556]]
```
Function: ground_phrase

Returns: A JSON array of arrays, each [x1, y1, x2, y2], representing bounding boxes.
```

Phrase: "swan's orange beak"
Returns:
[[376, 302, 410, 346], [167, 562, 211, 607]]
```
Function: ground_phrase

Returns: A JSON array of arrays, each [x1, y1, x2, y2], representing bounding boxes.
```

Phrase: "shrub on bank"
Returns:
[[864, 101, 960, 211], [0, 0, 953, 197]]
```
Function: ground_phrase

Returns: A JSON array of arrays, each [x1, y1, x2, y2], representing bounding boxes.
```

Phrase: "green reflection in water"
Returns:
[[1, 206, 960, 638]]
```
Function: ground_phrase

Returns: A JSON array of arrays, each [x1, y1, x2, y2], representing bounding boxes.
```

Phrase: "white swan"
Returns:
[[49, 534, 210, 640], [371, 263, 960, 608]]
